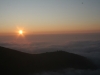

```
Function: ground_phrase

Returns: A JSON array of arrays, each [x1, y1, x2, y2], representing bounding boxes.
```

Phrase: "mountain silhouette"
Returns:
[[0, 46, 97, 75]]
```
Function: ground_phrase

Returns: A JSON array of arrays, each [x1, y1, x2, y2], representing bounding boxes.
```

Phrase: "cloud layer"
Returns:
[[0, 35, 100, 75]]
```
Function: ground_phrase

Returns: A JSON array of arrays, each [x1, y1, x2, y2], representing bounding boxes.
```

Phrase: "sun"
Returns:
[[19, 30, 23, 35]]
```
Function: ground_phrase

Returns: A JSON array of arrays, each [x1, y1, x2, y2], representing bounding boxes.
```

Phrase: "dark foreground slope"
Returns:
[[0, 46, 97, 75]]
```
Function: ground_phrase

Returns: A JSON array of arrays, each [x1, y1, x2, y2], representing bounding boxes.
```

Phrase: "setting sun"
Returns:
[[19, 30, 23, 35]]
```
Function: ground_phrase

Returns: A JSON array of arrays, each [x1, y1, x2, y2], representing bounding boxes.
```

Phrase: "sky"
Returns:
[[0, 0, 100, 34]]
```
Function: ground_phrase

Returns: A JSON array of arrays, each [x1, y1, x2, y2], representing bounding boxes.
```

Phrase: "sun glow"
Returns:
[[19, 30, 23, 35], [16, 27, 26, 37]]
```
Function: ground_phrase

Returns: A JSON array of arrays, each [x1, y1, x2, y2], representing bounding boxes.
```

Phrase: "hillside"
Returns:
[[0, 46, 97, 75]]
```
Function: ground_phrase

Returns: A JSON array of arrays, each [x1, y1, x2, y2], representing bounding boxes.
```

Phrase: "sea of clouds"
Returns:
[[32, 41, 100, 75], [0, 34, 100, 75]]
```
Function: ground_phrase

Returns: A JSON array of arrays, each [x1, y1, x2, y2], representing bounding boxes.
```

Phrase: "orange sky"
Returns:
[[0, 0, 100, 34]]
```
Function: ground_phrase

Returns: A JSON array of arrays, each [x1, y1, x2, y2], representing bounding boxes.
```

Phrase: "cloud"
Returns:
[[33, 69, 100, 75], [0, 40, 100, 75]]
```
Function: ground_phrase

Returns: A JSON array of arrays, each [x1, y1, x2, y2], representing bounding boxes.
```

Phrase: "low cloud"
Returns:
[[0, 40, 100, 75], [33, 69, 100, 75]]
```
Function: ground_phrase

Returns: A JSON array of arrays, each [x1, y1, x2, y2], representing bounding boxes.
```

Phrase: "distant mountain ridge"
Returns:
[[0, 46, 97, 75]]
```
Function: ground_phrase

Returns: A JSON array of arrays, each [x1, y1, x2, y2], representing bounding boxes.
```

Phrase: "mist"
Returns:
[[0, 34, 100, 75]]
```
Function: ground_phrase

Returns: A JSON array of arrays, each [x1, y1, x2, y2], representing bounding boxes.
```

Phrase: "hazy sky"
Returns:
[[0, 0, 100, 34]]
